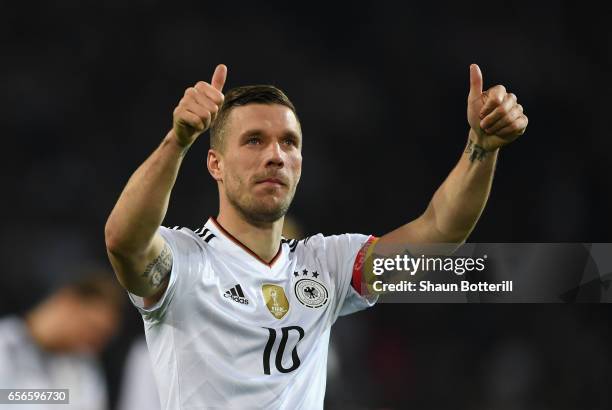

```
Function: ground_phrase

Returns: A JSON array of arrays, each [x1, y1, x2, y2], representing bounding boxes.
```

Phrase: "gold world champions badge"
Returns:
[[262, 284, 289, 319]]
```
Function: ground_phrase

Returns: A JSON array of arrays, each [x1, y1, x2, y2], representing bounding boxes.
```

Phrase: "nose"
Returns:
[[265, 141, 284, 168]]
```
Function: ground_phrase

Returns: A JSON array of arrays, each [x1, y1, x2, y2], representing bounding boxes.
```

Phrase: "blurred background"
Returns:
[[0, 0, 610, 408]]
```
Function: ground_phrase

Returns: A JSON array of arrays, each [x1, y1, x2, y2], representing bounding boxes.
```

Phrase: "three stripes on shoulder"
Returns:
[[170, 226, 216, 243], [281, 238, 299, 253], [193, 227, 216, 243]]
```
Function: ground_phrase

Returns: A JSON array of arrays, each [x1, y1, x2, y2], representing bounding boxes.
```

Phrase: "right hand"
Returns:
[[172, 64, 227, 147]]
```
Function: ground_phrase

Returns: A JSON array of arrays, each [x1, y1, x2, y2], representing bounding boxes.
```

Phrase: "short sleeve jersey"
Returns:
[[129, 217, 377, 410]]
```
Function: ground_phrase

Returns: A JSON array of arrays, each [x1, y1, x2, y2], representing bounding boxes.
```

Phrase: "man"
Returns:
[[105, 63, 527, 409], [0, 275, 122, 410]]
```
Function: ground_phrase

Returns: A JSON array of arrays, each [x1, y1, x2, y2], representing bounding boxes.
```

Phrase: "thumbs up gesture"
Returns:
[[172, 64, 227, 147], [467, 64, 528, 151]]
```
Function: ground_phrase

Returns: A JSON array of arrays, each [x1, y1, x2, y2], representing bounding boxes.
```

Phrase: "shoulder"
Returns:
[[159, 225, 216, 251], [283, 233, 373, 257], [281, 233, 324, 256], [0, 316, 28, 348], [0, 317, 38, 370]]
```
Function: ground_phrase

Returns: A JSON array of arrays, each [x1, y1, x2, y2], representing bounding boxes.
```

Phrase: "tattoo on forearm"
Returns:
[[142, 243, 172, 288], [464, 139, 490, 162]]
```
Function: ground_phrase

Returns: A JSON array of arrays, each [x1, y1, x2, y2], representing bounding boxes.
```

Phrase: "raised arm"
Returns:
[[104, 64, 227, 301], [379, 64, 528, 251]]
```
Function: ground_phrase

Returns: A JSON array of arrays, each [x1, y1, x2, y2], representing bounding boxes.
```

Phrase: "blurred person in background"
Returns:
[[0, 274, 123, 410]]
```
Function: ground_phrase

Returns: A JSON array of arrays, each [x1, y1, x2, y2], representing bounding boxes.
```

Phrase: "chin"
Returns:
[[245, 201, 290, 224], [255, 206, 289, 221], [228, 189, 293, 224]]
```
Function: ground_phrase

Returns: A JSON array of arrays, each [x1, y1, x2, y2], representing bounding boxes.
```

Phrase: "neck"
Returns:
[[216, 205, 284, 264]]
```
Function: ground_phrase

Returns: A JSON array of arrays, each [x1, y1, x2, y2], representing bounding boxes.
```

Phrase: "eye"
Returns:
[[282, 137, 297, 147], [246, 136, 261, 145]]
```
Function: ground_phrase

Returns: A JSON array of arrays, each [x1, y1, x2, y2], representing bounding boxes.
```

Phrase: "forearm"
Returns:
[[379, 64, 527, 253], [105, 130, 187, 256], [424, 129, 498, 242]]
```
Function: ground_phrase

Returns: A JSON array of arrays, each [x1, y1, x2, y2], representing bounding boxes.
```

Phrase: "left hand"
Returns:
[[467, 64, 528, 151]]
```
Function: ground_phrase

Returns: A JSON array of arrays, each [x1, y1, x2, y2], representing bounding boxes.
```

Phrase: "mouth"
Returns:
[[256, 178, 286, 187]]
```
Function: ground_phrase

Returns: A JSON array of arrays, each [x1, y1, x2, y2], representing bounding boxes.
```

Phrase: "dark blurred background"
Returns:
[[0, 0, 610, 409]]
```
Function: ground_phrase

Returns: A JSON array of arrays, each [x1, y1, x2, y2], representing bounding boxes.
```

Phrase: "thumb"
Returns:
[[211, 64, 227, 92], [469, 63, 483, 98]]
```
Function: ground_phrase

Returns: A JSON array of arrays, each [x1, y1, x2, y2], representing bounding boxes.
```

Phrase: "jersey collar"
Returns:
[[206, 217, 283, 268]]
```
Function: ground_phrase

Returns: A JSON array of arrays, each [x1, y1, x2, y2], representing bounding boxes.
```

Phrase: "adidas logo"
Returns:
[[224, 284, 249, 305]]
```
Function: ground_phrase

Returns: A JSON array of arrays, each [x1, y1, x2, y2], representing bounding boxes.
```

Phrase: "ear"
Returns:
[[207, 149, 223, 181]]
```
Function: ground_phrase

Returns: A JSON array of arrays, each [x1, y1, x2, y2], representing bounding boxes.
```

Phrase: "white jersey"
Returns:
[[129, 217, 377, 410], [117, 338, 161, 410]]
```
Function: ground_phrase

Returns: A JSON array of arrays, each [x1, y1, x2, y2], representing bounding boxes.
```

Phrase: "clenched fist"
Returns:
[[172, 64, 227, 147], [467, 64, 528, 151]]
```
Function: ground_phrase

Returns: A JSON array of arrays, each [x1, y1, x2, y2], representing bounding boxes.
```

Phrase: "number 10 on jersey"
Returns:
[[262, 326, 305, 375]]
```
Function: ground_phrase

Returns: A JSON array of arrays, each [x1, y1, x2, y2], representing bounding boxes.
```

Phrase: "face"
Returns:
[[58, 296, 119, 354], [212, 104, 302, 224]]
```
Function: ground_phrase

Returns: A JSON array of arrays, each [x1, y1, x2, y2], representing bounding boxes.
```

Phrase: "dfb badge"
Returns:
[[295, 279, 329, 309]]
